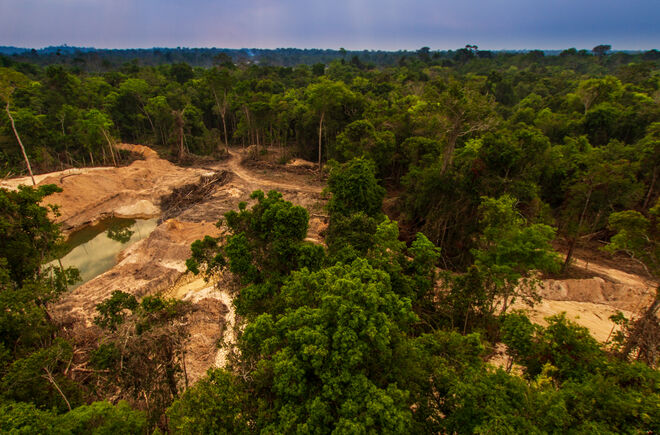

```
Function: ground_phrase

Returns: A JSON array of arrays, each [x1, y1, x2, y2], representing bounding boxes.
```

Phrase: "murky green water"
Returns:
[[54, 217, 158, 288]]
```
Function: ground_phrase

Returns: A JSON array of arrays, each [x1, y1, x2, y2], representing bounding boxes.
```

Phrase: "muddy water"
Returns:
[[56, 217, 159, 287]]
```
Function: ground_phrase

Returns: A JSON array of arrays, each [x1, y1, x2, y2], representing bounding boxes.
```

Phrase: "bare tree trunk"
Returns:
[[138, 104, 157, 141], [171, 110, 186, 161], [221, 109, 228, 150], [441, 127, 460, 175], [643, 166, 657, 209], [43, 367, 71, 411], [6, 101, 36, 185], [318, 111, 324, 175], [562, 187, 593, 274], [178, 121, 185, 161], [463, 308, 470, 335], [212, 89, 230, 151], [243, 106, 252, 145], [101, 128, 117, 166]]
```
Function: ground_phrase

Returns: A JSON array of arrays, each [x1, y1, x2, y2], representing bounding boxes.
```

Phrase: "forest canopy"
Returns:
[[1, 46, 660, 433]]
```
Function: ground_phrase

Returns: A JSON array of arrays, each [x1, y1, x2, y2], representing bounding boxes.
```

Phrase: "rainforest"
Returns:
[[1, 46, 659, 433]]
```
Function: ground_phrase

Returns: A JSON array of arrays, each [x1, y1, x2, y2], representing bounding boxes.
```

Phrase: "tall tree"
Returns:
[[305, 78, 355, 171], [470, 195, 560, 317], [419, 79, 497, 174], [204, 67, 233, 149], [0, 67, 35, 184], [605, 204, 660, 366], [592, 44, 612, 57]]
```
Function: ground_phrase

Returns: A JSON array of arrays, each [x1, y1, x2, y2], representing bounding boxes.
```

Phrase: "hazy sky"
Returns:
[[0, 0, 658, 50]]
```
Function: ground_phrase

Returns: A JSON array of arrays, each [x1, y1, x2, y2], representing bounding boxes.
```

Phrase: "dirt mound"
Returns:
[[516, 257, 658, 342], [243, 157, 318, 176], [2, 144, 212, 233], [539, 277, 654, 312], [47, 159, 210, 232]]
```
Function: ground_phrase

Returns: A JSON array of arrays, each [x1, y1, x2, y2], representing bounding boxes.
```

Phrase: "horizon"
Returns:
[[1, 45, 655, 53]]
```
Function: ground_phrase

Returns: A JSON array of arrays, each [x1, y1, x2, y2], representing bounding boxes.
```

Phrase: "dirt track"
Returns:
[[220, 149, 324, 194]]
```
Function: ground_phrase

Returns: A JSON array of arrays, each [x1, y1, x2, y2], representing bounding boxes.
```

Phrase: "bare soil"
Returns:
[[18, 144, 328, 382]]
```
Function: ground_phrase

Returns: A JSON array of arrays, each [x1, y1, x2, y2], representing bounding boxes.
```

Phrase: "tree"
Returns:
[[0, 67, 35, 184], [204, 67, 233, 148], [592, 44, 612, 57], [0, 185, 80, 412], [0, 184, 68, 285], [169, 62, 194, 84], [305, 78, 356, 171], [469, 195, 560, 317], [238, 259, 417, 433], [167, 369, 250, 434], [561, 149, 642, 273], [334, 119, 395, 176], [0, 400, 146, 434], [116, 78, 156, 140], [73, 109, 117, 166], [417, 46, 431, 63], [187, 190, 324, 317], [504, 313, 605, 381], [144, 95, 174, 149], [604, 203, 660, 366], [326, 158, 386, 219], [575, 76, 622, 114], [418, 79, 497, 174]]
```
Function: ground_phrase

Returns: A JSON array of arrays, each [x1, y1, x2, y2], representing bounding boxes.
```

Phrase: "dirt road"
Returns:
[[217, 149, 323, 194]]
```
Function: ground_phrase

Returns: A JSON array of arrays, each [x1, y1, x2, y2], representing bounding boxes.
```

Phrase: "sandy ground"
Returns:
[[21, 145, 327, 381]]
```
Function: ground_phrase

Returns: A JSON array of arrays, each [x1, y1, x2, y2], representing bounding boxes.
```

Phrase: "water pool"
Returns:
[[55, 217, 159, 287]]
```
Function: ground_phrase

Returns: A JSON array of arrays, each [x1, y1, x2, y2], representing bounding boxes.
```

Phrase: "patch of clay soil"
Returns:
[[50, 145, 327, 322], [34, 144, 327, 383], [513, 256, 658, 343]]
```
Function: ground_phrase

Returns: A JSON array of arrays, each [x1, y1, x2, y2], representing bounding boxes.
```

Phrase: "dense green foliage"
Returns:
[[2, 49, 658, 262], [177, 178, 660, 432], [2, 47, 660, 432], [0, 186, 147, 432]]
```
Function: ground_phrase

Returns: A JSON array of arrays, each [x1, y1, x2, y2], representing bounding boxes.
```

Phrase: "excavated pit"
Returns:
[[18, 144, 327, 382]]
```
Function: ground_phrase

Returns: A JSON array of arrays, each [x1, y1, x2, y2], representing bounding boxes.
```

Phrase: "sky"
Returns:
[[0, 0, 658, 51]]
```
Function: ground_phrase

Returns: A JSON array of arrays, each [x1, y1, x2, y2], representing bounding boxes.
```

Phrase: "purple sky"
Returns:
[[0, 0, 658, 50]]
